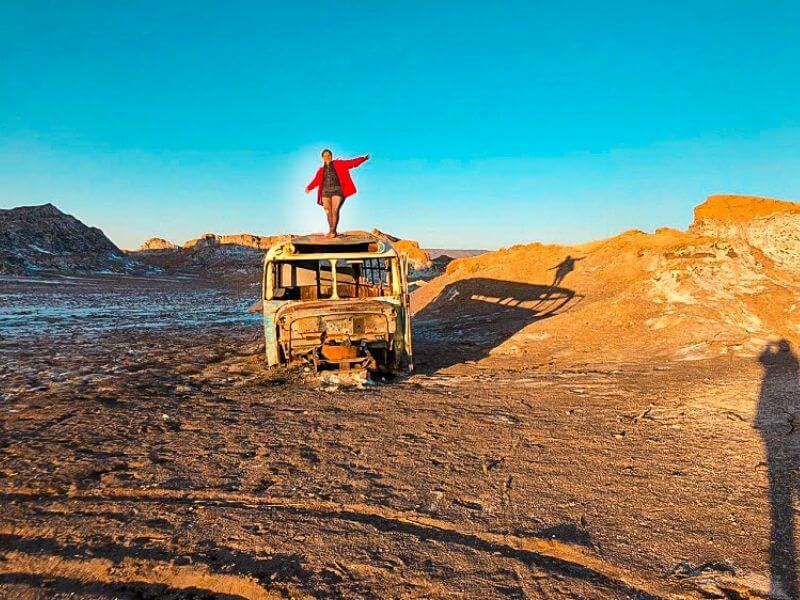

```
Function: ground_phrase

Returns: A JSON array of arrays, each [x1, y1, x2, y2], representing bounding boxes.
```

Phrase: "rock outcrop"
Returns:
[[130, 232, 284, 277], [690, 194, 800, 271], [0, 204, 137, 275], [182, 233, 277, 250], [138, 237, 178, 251], [393, 240, 433, 271], [693, 194, 800, 223], [371, 229, 433, 272]]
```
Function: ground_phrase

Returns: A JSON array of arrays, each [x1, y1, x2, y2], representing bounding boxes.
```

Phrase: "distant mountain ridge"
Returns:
[[425, 248, 487, 260], [131, 232, 282, 276], [0, 203, 435, 279], [0, 203, 137, 275], [133, 230, 435, 276]]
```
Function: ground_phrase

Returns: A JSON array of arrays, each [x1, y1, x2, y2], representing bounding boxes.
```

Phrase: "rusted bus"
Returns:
[[260, 232, 413, 373]]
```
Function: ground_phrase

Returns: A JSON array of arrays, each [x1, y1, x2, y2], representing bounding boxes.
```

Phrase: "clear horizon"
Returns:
[[2, 1, 799, 250]]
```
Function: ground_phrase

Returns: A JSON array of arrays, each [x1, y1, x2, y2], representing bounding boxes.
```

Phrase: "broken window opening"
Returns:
[[271, 258, 394, 301]]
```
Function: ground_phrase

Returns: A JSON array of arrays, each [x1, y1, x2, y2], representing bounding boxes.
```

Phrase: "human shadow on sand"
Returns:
[[756, 339, 800, 600], [548, 255, 585, 287], [413, 278, 582, 372]]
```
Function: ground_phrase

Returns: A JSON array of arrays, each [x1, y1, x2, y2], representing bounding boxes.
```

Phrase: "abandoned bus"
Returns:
[[259, 232, 413, 373]]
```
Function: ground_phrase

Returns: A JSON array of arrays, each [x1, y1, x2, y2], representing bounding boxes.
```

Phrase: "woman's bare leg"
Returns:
[[321, 197, 335, 236], [330, 196, 344, 237]]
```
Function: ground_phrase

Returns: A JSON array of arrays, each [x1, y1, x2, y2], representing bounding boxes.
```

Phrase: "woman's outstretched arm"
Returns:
[[338, 154, 370, 169], [305, 169, 323, 193]]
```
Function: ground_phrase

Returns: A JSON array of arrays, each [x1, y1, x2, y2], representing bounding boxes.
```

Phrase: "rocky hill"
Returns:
[[412, 194, 800, 366], [0, 204, 137, 276]]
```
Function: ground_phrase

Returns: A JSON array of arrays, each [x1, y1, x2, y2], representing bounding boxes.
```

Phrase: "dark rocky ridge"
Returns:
[[0, 203, 137, 275]]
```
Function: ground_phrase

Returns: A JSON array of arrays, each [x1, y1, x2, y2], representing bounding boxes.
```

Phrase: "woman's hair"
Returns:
[[321, 148, 332, 157]]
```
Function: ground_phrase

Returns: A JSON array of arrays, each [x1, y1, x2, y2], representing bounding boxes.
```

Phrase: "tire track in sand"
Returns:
[[2, 486, 697, 599], [0, 550, 294, 600]]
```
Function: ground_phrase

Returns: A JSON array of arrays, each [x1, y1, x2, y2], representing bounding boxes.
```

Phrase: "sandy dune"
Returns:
[[414, 195, 800, 367]]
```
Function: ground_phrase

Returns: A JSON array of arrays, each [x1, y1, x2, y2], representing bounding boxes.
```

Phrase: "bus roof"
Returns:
[[264, 231, 398, 262]]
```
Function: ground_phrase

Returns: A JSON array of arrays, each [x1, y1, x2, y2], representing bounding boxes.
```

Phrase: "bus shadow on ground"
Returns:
[[413, 277, 582, 372]]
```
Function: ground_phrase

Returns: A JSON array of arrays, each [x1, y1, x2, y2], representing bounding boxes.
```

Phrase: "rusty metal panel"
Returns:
[[262, 301, 283, 366], [399, 252, 414, 371], [289, 313, 390, 338]]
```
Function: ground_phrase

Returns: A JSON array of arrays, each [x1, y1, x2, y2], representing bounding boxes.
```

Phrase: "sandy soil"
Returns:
[[1, 276, 796, 599]]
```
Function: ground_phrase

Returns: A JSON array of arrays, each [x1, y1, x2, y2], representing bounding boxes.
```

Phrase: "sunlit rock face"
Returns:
[[693, 194, 800, 224], [138, 237, 179, 251], [181, 233, 278, 250], [691, 195, 800, 271]]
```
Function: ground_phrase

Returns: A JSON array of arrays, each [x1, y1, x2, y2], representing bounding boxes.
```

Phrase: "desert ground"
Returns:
[[1, 271, 795, 599]]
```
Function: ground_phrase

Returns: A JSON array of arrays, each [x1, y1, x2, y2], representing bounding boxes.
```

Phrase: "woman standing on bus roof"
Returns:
[[305, 149, 370, 238]]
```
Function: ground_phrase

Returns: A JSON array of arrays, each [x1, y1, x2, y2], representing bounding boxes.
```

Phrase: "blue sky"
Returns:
[[2, 1, 799, 249]]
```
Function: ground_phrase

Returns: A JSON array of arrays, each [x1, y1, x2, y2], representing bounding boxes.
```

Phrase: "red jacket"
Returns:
[[306, 156, 369, 205]]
